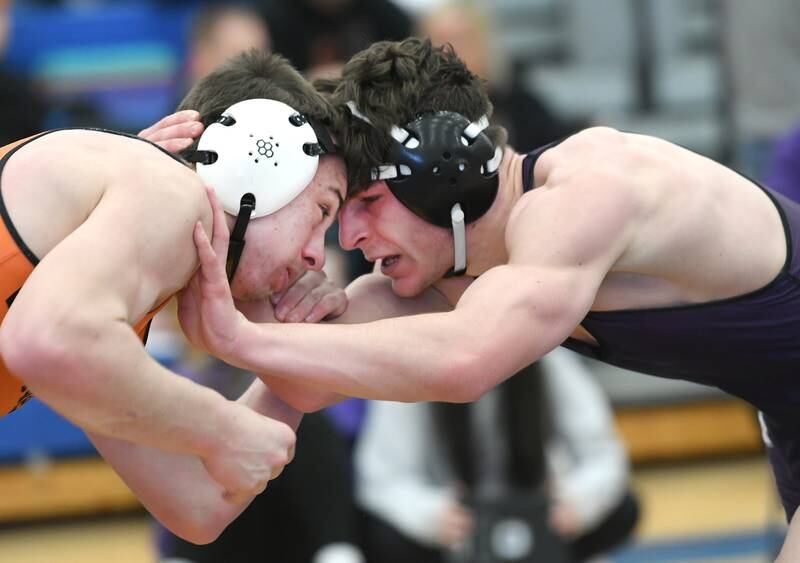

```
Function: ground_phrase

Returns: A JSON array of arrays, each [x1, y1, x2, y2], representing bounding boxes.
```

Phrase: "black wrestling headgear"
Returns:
[[347, 102, 502, 276]]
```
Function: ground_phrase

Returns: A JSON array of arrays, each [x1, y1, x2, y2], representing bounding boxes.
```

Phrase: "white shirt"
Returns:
[[354, 348, 629, 546]]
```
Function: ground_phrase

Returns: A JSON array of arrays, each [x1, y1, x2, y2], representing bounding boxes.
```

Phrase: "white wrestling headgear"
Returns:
[[194, 98, 333, 218], [187, 98, 336, 280]]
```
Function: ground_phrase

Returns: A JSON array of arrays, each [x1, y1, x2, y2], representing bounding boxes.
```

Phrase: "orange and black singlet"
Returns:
[[0, 129, 183, 415]]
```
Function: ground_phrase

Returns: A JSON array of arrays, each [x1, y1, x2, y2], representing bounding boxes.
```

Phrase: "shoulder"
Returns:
[[12, 129, 203, 198], [103, 134, 209, 220], [512, 127, 648, 225], [505, 130, 645, 271], [536, 127, 630, 182], [87, 134, 210, 292]]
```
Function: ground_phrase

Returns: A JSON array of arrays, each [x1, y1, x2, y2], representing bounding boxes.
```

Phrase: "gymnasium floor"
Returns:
[[0, 455, 785, 563]]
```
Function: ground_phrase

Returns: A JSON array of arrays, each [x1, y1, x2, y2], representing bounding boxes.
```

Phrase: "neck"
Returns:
[[462, 147, 525, 276]]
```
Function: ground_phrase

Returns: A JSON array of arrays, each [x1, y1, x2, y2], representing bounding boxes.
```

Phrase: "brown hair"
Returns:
[[179, 49, 338, 152], [316, 37, 507, 194]]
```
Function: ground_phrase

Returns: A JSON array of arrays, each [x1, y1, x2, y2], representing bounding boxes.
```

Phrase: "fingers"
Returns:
[[138, 111, 204, 154], [205, 186, 231, 259], [222, 490, 250, 504], [270, 465, 285, 481], [309, 292, 348, 322], [193, 221, 217, 274], [194, 220, 231, 293], [271, 282, 307, 321], [176, 287, 203, 349], [158, 137, 196, 154], [222, 482, 267, 505], [138, 110, 202, 141], [272, 271, 347, 323], [276, 288, 345, 323], [440, 504, 475, 547]]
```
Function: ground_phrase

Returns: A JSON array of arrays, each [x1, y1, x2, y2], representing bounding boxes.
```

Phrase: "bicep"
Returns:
[[9, 204, 143, 333], [14, 184, 202, 328], [465, 181, 635, 369]]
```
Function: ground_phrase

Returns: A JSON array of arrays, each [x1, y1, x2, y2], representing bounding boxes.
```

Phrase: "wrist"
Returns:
[[209, 308, 248, 364], [197, 393, 247, 458], [229, 310, 283, 372], [225, 310, 252, 364]]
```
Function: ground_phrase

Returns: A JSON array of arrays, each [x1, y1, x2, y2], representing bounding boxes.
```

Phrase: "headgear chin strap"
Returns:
[[187, 98, 336, 281], [347, 102, 502, 276]]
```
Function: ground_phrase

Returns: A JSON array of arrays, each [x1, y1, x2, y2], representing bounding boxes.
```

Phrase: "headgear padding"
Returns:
[[195, 98, 326, 218], [381, 111, 501, 228]]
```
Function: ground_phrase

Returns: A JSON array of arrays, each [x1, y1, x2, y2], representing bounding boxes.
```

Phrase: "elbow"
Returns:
[[0, 317, 73, 387], [166, 522, 223, 546], [285, 394, 327, 414], [264, 378, 333, 413], [170, 523, 221, 546], [432, 349, 494, 403], [160, 507, 232, 545]]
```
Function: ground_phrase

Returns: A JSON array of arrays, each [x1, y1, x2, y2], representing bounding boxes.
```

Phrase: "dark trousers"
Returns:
[[359, 492, 640, 563]]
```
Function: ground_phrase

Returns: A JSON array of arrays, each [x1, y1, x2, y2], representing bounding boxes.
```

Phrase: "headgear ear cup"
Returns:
[[190, 98, 335, 281], [383, 111, 499, 228], [347, 103, 502, 276], [195, 98, 322, 218]]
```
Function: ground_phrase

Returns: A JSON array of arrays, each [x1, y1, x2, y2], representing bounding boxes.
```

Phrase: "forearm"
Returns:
[[258, 374, 346, 413], [231, 311, 483, 402], [227, 267, 560, 402], [87, 380, 294, 544], [236, 377, 304, 431], [89, 432, 241, 545], [9, 320, 245, 458]]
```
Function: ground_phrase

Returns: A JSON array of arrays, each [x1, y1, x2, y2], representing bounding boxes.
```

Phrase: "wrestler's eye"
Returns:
[[361, 195, 380, 205]]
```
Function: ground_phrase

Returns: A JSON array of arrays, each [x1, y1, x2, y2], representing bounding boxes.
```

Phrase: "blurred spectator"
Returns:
[[258, 0, 412, 78], [765, 123, 800, 203], [185, 2, 271, 86], [722, 0, 800, 180], [355, 348, 639, 563], [390, 0, 446, 18], [0, 0, 48, 144], [418, 2, 586, 150]]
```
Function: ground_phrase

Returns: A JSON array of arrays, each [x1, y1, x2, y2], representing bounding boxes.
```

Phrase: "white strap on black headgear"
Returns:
[[346, 100, 493, 277], [451, 203, 467, 275]]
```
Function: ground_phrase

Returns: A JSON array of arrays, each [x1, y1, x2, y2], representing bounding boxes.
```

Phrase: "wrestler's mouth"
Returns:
[[380, 255, 400, 274]]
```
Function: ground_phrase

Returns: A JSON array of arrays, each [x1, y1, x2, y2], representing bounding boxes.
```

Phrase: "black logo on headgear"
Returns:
[[256, 139, 275, 159]]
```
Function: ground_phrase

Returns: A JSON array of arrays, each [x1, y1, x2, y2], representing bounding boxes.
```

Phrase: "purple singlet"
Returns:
[[522, 143, 800, 518]]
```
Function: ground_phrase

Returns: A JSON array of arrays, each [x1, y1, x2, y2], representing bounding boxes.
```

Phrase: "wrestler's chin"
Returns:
[[390, 274, 429, 298]]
